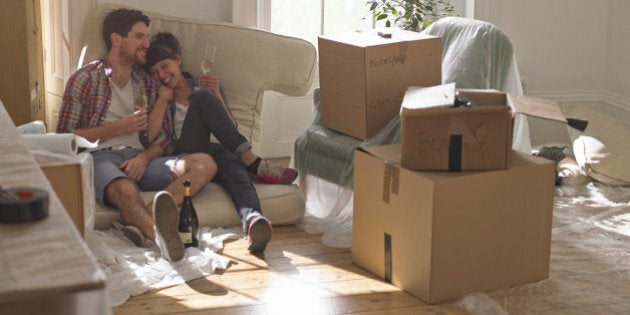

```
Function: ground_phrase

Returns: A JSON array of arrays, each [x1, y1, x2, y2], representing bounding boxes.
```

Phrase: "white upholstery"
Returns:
[[82, 4, 317, 229], [94, 182, 307, 230]]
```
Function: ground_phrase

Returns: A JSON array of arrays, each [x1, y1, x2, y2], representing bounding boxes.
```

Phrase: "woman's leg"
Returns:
[[208, 143, 272, 252], [176, 89, 250, 155], [207, 143, 261, 218], [178, 89, 298, 184]]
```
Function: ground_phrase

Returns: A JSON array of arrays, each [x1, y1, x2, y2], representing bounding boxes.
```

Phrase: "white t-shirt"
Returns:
[[174, 102, 188, 139], [94, 80, 144, 150]]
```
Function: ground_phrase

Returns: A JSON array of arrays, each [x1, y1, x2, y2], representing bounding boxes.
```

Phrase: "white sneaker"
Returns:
[[153, 191, 185, 262]]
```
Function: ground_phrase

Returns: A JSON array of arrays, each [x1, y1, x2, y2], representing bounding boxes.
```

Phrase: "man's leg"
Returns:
[[135, 152, 215, 261], [162, 152, 217, 204], [93, 150, 156, 243], [105, 177, 156, 241]]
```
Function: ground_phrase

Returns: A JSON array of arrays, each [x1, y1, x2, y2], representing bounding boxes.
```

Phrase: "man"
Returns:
[[57, 8, 216, 262]]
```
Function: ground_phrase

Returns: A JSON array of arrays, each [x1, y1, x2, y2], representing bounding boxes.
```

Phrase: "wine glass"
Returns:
[[200, 44, 217, 74], [134, 94, 147, 111]]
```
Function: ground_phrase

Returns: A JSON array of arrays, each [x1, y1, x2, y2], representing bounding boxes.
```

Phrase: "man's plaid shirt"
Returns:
[[56, 59, 173, 153]]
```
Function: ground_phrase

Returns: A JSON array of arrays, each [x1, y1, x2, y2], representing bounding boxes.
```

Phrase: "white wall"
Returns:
[[486, 1, 608, 95], [98, 0, 232, 22], [472, 0, 629, 146], [606, 0, 630, 101]]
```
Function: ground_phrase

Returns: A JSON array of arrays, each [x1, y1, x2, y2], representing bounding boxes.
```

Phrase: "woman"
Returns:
[[143, 32, 294, 252]]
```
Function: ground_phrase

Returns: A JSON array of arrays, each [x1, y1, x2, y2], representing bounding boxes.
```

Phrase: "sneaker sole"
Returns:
[[112, 221, 146, 247], [248, 217, 272, 252], [122, 225, 146, 247], [153, 192, 185, 261]]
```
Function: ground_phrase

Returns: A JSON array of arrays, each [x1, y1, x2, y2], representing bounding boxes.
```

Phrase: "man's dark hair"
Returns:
[[102, 9, 150, 51]]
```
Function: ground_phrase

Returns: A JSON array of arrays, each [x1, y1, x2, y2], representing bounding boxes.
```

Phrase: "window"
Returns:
[[267, 0, 471, 48]]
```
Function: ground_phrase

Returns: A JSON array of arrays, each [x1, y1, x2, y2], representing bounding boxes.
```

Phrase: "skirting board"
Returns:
[[527, 89, 630, 116]]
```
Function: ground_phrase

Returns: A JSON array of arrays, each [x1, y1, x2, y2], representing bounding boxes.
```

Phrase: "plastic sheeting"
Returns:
[[15, 120, 239, 308], [87, 227, 239, 308], [294, 17, 527, 248], [459, 183, 630, 314]]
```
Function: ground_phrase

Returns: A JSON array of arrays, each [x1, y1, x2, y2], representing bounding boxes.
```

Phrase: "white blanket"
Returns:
[[86, 227, 241, 307]]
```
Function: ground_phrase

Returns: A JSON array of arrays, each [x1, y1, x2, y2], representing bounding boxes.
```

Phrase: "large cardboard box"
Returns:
[[41, 163, 86, 236], [352, 144, 555, 304], [319, 29, 441, 140], [400, 83, 567, 171]]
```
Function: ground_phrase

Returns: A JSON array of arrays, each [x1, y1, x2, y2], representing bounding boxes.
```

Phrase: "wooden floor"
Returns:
[[112, 225, 468, 314]]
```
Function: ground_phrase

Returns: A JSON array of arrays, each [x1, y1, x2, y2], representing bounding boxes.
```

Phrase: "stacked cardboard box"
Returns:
[[351, 85, 566, 303], [318, 29, 442, 140], [352, 145, 556, 304], [399, 83, 567, 171]]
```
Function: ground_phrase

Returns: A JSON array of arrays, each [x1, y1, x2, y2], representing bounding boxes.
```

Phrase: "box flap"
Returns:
[[320, 29, 439, 47], [360, 144, 403, 164], [400, 83, 455, 112], [508, 95, 567, 123]]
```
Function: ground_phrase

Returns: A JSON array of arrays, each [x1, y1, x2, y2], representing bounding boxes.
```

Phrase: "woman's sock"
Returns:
[[246, 157, 262, 175]]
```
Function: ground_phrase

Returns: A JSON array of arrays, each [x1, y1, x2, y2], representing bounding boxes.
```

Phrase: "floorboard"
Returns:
[[112, 226, 465, 315]]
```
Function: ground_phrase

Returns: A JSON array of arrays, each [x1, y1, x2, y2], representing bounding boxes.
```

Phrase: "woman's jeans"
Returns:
[[175, 89, 261, 223]]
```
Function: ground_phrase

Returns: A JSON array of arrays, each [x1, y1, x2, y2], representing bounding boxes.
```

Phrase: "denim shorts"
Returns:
[[92, 148, 180, 204]]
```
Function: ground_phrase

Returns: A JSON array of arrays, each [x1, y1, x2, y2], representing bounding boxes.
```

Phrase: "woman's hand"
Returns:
[[157, 84, 174, 104], [199, 74, 221, 96]]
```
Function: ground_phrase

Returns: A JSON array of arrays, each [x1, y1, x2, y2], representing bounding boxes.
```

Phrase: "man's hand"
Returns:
[[119, 153, 150, 182], [118, 109, 148, 135]]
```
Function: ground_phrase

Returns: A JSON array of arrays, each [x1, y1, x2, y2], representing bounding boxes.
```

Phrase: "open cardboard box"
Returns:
[[400, 83, 567, 171], [352, 144, 555, 304], [318, 29, 441, 140]]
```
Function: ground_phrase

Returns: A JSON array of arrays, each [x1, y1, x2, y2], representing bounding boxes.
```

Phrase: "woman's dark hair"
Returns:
[[151, 32, 181, 55], [102, 9, 150, 51], [144, 32, 181, 71]]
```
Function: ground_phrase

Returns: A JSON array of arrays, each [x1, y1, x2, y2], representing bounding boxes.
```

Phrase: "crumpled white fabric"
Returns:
[[86, 226, 241, 307]]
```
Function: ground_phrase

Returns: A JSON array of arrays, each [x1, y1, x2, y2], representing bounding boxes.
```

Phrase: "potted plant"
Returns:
[[367, 0, 455, 32]]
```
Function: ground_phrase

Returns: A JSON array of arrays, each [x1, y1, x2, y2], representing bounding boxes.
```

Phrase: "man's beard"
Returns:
[[120, 45, 146, 65]]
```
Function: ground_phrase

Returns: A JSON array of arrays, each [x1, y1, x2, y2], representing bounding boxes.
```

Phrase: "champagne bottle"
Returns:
[[178, 179, 199, 248]]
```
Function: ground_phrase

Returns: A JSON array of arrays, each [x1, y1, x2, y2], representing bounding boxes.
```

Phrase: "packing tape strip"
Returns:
[[0, 187, 49, 223]]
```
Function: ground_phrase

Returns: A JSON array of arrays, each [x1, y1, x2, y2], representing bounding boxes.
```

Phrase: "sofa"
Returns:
[[79, 4, 317, 230]]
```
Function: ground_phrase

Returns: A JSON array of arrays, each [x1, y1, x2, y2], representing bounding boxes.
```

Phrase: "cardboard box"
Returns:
[[352, 145, 555, 304], [400, 83, 567, 171], [41, 163, 86, 236], [319, 29, 441, 140]]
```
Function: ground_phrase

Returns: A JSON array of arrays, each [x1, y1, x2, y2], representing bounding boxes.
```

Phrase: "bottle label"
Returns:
[[179, 231, 192, 244]]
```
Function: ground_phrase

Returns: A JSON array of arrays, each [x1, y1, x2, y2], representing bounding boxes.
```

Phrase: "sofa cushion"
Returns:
[[94, 182, 305, 230]]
